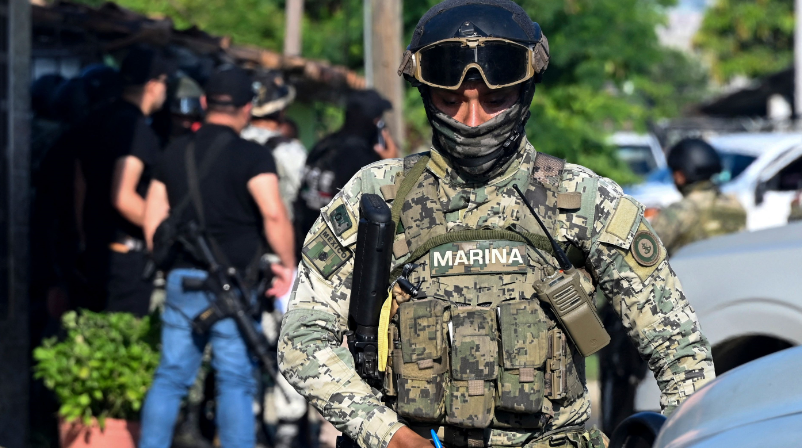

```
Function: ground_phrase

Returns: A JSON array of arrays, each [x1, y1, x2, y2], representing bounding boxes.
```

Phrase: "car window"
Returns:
[[617, 145, 657, 176], [767, 155, 802, 191], [645, 167, 673, 184], [716, 152, 757, 183]]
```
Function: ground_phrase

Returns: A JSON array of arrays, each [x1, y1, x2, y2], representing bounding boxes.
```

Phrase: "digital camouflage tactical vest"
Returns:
[[382, 151, 591, 433]]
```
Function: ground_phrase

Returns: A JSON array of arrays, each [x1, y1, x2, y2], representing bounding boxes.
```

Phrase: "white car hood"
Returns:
[[655, 346, 802, 448]]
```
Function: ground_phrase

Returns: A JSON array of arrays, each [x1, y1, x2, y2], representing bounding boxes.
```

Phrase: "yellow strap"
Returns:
[[377, 290, 393, 372]]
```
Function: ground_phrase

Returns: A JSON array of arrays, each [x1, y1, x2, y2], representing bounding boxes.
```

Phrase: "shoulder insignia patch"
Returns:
[[302, 226, 352, 279], [329, 204, 353, 236], [631, 230, 661, 267]]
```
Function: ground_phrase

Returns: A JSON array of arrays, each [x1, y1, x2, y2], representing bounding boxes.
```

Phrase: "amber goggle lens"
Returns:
[[417, 40, 531, 89]]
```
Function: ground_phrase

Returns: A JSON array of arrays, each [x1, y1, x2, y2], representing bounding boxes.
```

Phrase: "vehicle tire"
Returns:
[[712, 336, 792, 375]]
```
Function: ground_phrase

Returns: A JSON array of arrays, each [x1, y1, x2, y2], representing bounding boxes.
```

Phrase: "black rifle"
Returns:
[[177, 221, 283, 391], [337, 194, 395, 448]]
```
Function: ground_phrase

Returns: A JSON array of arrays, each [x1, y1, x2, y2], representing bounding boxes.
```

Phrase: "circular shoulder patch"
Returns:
[[631, 231, 661, 267]]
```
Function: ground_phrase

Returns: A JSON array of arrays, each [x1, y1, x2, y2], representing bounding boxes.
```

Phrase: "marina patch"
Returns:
[[430, 241, 528, 277]]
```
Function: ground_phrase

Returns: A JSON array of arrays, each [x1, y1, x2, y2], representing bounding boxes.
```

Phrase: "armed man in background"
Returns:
[[73, 46, 174, 316], [651, 138, 747, 256], [242, 71, 307, 225], [140, 65, 295, 448], [293, 89, 398, 259], [241, 70, 310, 448], [278, 2, 714, 448]]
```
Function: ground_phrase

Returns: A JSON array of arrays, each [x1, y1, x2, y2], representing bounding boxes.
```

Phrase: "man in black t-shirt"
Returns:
[[73, 46, 174, 316], [139, 65, 295, 448], [293, 89, 398, 258]]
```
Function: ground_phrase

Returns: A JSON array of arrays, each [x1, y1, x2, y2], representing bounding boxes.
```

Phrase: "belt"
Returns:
[[109, 235, 146, 253], [408, 425, 591, 448]]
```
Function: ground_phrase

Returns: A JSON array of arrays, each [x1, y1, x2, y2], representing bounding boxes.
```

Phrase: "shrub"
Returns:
[[33, 310, 160, 427]]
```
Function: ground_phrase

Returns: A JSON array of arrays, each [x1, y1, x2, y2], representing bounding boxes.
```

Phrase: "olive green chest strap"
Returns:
[[390, 153, 431, 229], [389, 228, 556, 279], [387, 154, 560, 278]]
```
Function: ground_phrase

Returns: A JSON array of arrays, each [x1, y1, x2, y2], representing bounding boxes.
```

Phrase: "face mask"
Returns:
[[424, 74, 540, 179]]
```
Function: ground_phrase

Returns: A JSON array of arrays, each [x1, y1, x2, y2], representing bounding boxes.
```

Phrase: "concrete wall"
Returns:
[[0, 0, 31, 446]]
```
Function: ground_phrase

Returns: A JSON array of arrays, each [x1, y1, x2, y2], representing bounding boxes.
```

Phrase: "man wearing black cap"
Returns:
[[72, 46, 174, 316], [294, 89, 398, 257], [140, 65, 295, 448]]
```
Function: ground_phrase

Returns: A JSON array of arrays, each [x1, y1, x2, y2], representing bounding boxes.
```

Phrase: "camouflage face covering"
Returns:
[[429, 100, 527, 177]]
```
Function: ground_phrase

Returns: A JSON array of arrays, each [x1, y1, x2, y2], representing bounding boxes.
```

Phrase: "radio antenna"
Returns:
[[512, 184, 572, 271]]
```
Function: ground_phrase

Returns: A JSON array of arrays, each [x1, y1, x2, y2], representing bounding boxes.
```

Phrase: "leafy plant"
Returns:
[[33, 310, 161, 428], [695, 0, 794, 83]]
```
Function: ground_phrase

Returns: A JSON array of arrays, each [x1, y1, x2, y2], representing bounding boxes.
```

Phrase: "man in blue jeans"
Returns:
[[140, 66, 296, 448]]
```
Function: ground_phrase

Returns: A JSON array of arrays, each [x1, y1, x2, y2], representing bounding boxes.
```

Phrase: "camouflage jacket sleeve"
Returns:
[[560, 166, 715, 413], [649, 199, 696, 256], [278, 160, 405, 448]]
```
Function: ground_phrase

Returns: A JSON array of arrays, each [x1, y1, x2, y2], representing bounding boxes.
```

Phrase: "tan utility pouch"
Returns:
[[544, 328, 584, 401], [446, 306, 498, 428], [496, 300, 548, 414], [396, 299, 447, 421]]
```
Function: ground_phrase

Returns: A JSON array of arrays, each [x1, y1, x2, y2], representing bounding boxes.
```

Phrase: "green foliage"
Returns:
[[74, 0, 286, 52], [695, 0, 795, 83], [33, 311, 161, 427], [528, 84, 642, 184], [630, 49, 710, 119]]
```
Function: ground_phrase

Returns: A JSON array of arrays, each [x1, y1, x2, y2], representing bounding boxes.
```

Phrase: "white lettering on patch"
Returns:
[[430, 242, 528, 276], [492, 248, 507, 264], [434, 251, 453, 267]]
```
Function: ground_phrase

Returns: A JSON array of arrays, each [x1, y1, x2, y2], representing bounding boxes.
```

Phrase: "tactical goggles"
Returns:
[[408, 38, 537, 90]]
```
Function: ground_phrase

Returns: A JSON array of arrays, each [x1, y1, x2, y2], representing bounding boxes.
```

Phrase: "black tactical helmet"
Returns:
[[170, 74, 204, 118], [399, 0, 550, 87], [667, 138, 723, 184]]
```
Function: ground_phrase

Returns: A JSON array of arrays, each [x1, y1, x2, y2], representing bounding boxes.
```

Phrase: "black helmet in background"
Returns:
[[170, 74, 204, 118], [666, 138, 723, 184], [168, 73, 204, 137], [51, 77, 90, 124], [398, 0, 550, 177], [80, 64, 122, 108], [31, 74, 66, 119]]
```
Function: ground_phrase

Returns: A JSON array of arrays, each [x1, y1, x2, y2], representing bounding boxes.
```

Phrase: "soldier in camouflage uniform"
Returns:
[[651, 138, 747, 256], [279, 2, 715, 448]]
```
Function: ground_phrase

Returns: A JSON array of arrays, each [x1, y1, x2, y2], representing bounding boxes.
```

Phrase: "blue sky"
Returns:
[[676, 0, 711, 12]]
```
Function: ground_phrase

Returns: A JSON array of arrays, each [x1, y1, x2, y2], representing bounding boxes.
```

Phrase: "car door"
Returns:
[[751, 145, 802, 230]]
